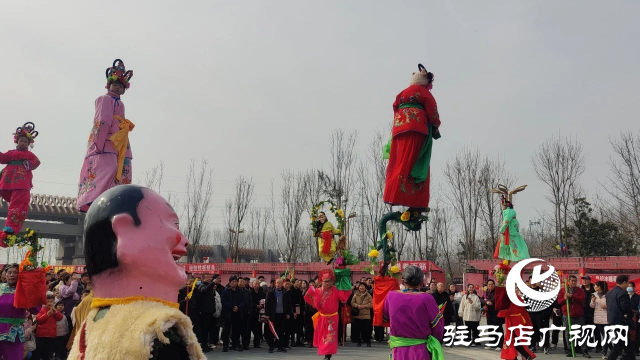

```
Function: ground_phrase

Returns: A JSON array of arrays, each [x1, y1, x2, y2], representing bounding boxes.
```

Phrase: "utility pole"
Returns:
[[360, 184, 365, 257]]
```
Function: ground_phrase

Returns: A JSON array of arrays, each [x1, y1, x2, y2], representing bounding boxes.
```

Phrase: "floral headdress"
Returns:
[[319, 269, 335, 283], [105, 59, 133, 89], [13, 122, 38, 147]]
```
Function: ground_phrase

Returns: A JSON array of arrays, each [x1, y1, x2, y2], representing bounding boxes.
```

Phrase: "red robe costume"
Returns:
[[383, 84, 440, 209], [495, 286, 536, 360], [0, 149, 40, 240]]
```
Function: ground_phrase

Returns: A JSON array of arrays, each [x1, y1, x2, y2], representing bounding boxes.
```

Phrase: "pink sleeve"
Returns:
[[60, 281, 78, 298], [91, 96, 116, 153]]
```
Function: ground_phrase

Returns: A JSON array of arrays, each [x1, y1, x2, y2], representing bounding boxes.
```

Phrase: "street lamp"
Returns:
[[345, 212, 357, 249], [529, 220, 541, 257]]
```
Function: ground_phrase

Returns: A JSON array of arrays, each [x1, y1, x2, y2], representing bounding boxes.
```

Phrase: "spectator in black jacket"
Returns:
[[221, 276, 248, 352], [178, 277, 201, 335], [238, 278, 252, 350], [526, 277, 553, 354], [209, 274, 224, 347], [198, 276, 217, 353], [265, 278, 292, 353], [606, 275, 631, 360], [290, 279, 305, 347], [249, 279, 266, 349], [482, 280, 503, 351], [305, 279, 318, 347], [432, 283, 453, 326]]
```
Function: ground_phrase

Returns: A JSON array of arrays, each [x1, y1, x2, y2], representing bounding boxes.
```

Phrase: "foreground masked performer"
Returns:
[[304, 269, 352, 360], [383, 266, 444, 360], [77, 59, 134, 213], [68, 185, 205, 360]]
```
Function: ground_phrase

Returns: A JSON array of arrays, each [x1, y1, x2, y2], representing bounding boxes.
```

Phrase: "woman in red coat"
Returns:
[[0, 123, 40, 243], [383, 64, 441, 212]]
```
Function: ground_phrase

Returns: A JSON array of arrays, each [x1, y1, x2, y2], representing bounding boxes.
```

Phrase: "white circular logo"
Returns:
[[505, 258, 561, 312]]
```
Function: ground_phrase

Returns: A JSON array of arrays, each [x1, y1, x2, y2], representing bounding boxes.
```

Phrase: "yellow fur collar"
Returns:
[[91, 296, 179, 309], [68, 300, 205, 360]]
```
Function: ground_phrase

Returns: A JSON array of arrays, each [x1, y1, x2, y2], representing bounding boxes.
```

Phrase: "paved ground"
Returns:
[[204, 342, 595, 359]]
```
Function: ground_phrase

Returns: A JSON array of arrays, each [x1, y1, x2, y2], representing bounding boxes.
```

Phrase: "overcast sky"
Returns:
[[1, 1, 638, 230]]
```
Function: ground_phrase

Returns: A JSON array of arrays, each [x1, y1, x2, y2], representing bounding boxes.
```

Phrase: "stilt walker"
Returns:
[[77, 59, 134, 212], [0, 123, 40, 243], [490, 184, 531, 262], [371, 64, 443, 340]]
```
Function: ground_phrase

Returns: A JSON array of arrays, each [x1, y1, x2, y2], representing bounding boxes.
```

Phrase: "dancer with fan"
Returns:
[[77, 59, 135, 212], [0, 123, 40, 243]]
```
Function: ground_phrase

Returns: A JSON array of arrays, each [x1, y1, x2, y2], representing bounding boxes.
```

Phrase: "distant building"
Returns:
[[187, 244, 279, 263]]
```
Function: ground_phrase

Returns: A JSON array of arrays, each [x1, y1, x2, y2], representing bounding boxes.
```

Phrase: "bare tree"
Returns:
[[142, 161, 177, 208], [279, 170, 309, 263], [183, 159, 214, 262], [477, 157, 516, 258], [605, 131, 640, 242], [532, 136, 585, 246], [318, 129, 359, 232], [430, 206, 456, 278], [358, 130, 389, 255], [443, 147, 484, 260], [226, 176, 255, 262], [248, 207, 272, 251]]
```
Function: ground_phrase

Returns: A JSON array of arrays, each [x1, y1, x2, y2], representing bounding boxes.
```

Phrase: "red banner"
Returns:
[[183, 263, 217, 273], [51, 263, 217, 274]]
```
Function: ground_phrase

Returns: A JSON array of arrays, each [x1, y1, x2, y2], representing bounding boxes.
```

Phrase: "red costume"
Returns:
[[384, 65, 441, 210], [0, 123, 40, 243], [495, 286, 536, 360]]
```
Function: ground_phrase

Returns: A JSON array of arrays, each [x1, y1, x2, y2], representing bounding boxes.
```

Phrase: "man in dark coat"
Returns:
[[525, 276, 553, 354], [289, 278, 305, 347], [198, 276, 217, 353], [482, 279, 503, 351], [264, 278, 293, 353], [432, 283, 453, 326], [238, 278, 252, 350], [606, 275, 632, 360], [221, 276, 248, 352], [249, 279, 266, 349]]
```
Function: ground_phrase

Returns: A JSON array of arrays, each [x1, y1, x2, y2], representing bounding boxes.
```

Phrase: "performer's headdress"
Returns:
[[490, 184, 527, 208], [410, 63, 434, 87], [319, 269, 335, 282], [105, 59, 133, 89], [13, 122, 38, 148]]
